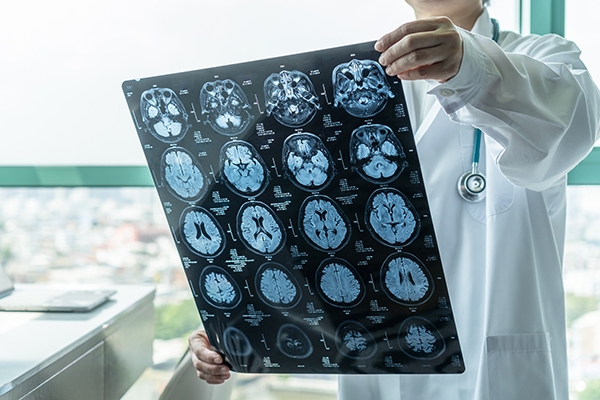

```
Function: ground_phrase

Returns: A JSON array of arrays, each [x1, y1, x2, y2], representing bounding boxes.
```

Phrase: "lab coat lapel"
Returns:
[[401, 80, 443, 144]]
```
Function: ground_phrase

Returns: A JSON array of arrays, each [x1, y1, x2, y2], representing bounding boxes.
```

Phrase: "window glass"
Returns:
[[565, 0, 600, 147], [565, 186, 600, 399], [0, 0, 412, 167]]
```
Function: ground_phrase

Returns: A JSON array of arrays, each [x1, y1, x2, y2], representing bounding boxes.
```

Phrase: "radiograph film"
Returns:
[[220, 140, 270, 198], [299, 195, 351, 252], [255, 262, 302, 309], [125, 40, 463, 375], [365, 187, 420, 247], [264, 70, 321, 127], [316, 258, 365, 308], [282, 133, 336, 191], [140, 87, 190, 143], [381, 253, 433, 305], [237, 202, 286, 255], [200, 266, 242, 309], [332, 59, 394, 118], [277, 324, 314, 359], [335, 320, 377, 360], [180, 206, 226, 258], [398, 317, 445, 360], [350, 124, 409, 184], [223, 327, 254, 357], [200, 79, 253, 136], [161, 147, 208, 202]]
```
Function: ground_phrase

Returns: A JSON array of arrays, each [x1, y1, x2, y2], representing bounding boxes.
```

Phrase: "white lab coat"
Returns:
[[339, 9, 600, 400]]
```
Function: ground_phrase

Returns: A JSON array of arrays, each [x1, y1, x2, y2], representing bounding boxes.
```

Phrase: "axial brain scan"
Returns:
[[200, 266, 242, 309], [398, 317, 445, 360], [220, 141, 270, 197], [161, 147, 208, 202], [333, 59, 394, 118], [200, 79, 253, 136], [277, 324, 313, 359], [256, 263, 301, 308], [283, 133, 335, 191], [140, 87, 189, 143], [180, 207, 225, 258], [316, 258, 364, 307], [237, 202, 285, 255], [264, 70, 321, 127], [223, 327, 253, 357], [335, 321, 377, 360], [299, 196, 351, 252], [350, 124, 408, 184], [381, 253, 432, 305], [365, 188, 420, 247]]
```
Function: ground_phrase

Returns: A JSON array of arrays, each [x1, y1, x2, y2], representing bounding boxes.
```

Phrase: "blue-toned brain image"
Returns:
[[264, 70, 321, 127], [237, 202, 285, 255], [381, 253, 433, 305], [256, 263, 301, 308], [365, 188, 420, 247], [220, 141, 269, 198], [316, 258, 364, 307], [398, 317, 445, 360], [332, 59, 394, 118], [335, 321, 377, 360], [161, 147, 208, 202], [200, 79, 253, 136], [350, 124, 408, 184], [299, 196, 351, 252], [140, 87, 190, 143], [199, 266, 242, 309], [180, 207, 225, 258], [283, 133, 335, 191], [223, 327, 253, 357], [277, 324, 313, 359]]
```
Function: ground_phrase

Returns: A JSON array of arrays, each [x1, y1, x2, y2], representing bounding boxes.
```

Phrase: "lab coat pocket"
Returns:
[[486, 333, 556, 400]]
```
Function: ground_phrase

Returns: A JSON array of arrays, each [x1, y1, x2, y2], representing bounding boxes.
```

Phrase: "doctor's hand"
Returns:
[[188, 329, 231, 384], [375, 17, 463, 82]]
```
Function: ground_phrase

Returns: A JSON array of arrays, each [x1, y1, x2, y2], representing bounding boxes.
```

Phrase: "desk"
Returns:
[[0, 285, 155, 400]]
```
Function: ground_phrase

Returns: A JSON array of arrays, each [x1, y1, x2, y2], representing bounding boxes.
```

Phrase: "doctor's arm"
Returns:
[[430, 30, 600, 191]]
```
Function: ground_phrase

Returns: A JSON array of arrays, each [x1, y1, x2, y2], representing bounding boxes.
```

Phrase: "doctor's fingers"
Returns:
[[376, 20, 462, 81], [375, 16, 458, 55], [191, 349, 232, 384]]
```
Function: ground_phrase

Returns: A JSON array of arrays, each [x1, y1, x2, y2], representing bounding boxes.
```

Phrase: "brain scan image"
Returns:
[[350, 124, 409, 184], [223, 327, 253, 357], [180, 207, 225, 258], [299, 195, 351, 252], [255, 262, 301, 309], [199, 266, 242, 309], [277, 324, 313, 359], [220, 141, 270, 198], [381, 253, 433, 305], [332, 59, 394, 118], [200, 79, 253, 136], [161, 147, 208, 202], [316, 258, 365, 308], [365, 188, 420, 247], [398, 317, 445, 360], [237, 202, 286, 255], [282, 133, 335, 191], [140, 87, 190, 143], [264, 70, 321, 127], [335, 321, 377, 360]]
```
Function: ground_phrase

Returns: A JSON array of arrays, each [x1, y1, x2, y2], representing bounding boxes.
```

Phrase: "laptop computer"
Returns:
[[0, 266, 116, 312]]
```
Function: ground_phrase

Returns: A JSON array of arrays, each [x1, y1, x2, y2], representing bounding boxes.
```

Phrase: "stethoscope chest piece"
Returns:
[[458, 169, 486, 202]]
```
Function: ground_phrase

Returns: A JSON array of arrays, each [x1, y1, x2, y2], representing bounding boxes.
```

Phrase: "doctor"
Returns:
[[188, 0, 600, 398]]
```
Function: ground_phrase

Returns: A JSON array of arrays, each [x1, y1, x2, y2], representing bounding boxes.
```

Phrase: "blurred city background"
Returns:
[[1, 185, 599, 399]]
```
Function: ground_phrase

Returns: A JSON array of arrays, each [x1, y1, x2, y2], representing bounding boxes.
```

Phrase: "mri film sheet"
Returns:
[[123, 41, 464, 375]]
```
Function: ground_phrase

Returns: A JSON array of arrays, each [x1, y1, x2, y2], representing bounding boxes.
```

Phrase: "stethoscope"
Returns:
[[457, 18, 500, 203]]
